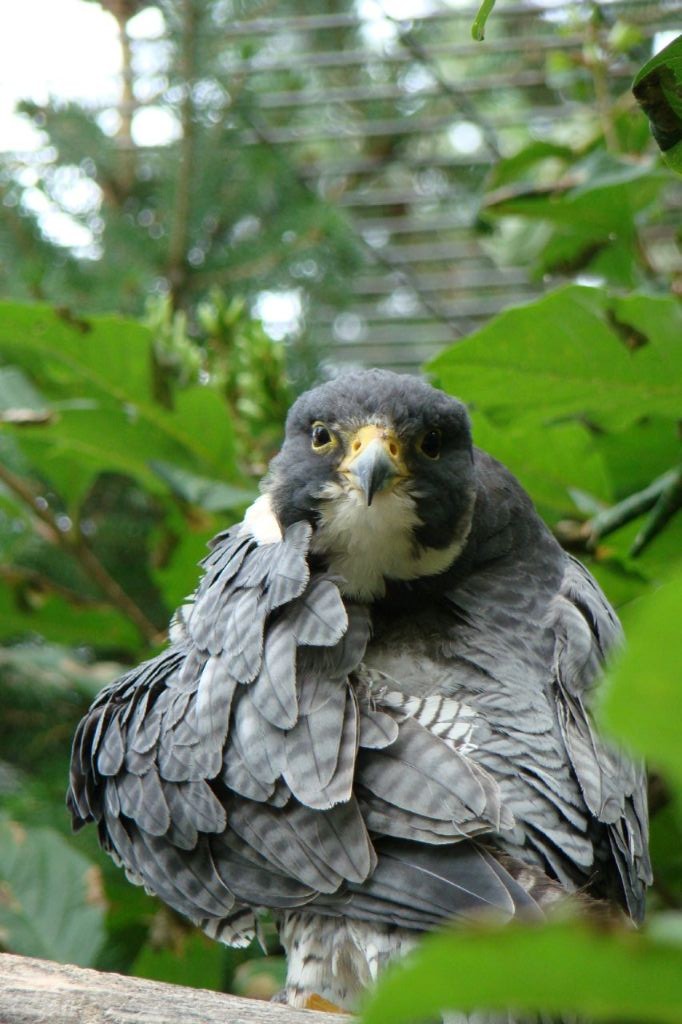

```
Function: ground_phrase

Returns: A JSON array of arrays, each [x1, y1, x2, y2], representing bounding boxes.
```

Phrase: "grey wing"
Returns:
[[68, 519, 539, 945], [364, 535, 650, 922], [548, 555, 652, 921]]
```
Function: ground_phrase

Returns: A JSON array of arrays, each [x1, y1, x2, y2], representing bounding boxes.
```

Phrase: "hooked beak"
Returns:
[[340, 425, 407, 506]]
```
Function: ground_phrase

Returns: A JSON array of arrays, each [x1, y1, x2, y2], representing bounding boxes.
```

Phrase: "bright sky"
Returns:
[[0, 0, 399, 152], [0, 0, 120, 151], [2, 0, 677, 152]]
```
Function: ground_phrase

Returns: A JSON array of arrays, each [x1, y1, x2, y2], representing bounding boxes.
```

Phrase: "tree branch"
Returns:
[[0, 952, 343, 1024], [167, 0, 199, 308], [0, 462, 161, 645], [109, 0, 137, 196]]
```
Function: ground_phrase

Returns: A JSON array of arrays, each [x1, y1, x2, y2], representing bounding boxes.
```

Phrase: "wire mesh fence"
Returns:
[[207, 0, 680, 371]]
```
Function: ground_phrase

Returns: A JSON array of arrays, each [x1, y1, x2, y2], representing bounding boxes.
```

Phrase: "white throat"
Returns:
[[241, 490, 472, 602], [309, 482, 472, 600]]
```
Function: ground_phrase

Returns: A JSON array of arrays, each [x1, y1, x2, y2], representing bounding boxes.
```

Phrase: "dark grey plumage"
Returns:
[[68, 369, 651, 1012]]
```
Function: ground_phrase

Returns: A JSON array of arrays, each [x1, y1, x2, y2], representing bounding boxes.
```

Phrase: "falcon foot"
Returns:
[[304, 994, 351, 1014]]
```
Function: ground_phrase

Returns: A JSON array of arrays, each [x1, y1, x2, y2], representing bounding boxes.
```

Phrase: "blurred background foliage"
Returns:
[[0, 0, 680, 1017]]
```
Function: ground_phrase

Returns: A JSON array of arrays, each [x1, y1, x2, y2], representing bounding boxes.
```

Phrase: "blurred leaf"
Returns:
[[0, 819, 106, 966], [633, 33, 682, 174], [603, 569, 682, 786], [587, 554, 651, 609], [597, 512, 682, 599], [483, 153, 669, 283], [150, 461, 256, 512], [608, 20, 644, 54], [649, 803, 682, 904], [0, 642, 120, 698], [485, 154, 666, 232], [0, 302, 237, 508], [150, 522, 215, 612], [429, 285, 682, 430], [486, 140, 573, 189], [132, 929, 226, 990], [592, 415, 681, 501], [0, 579, 139, 648], [361, 918, 682, 1024], [470, 413, 612, 524], [0, 366, 52, 423]]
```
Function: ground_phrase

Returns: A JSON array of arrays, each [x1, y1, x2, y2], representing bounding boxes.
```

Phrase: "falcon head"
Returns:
[[264, 370, 476, 599]]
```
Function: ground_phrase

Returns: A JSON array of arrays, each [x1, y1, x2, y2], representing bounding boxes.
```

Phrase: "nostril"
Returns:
[[389, 442, 398, 457], [353, 440, 361, 453]]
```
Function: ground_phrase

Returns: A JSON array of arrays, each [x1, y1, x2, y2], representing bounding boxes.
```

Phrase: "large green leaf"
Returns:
[[0, 302, 237, 506], [470, 413, 612, 525], [593, 414, 681, 502], [482, 155, 669, 284], [0, 303, 152, 403], [361, 918, 682, 1024], [603, 568, 682, 786], [151, 524, 215, 610], [633, 34, 682, 174], [429, 285, 682, 430], [485, 154, 666, 233], [0, 819, 106, 966], [150, 461, 257, 512]]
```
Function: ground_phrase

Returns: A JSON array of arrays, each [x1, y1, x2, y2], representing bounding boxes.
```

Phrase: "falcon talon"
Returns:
[[304, 994, 351, 1014], [68, 369, 651, 1014]]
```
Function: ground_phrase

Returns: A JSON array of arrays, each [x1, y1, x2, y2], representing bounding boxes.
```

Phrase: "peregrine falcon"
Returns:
[[68, 370, 651, 1011]]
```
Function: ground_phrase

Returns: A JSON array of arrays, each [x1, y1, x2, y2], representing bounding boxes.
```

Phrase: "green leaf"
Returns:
[[132, 930, 226, 990], [633, 34, 682, 173], [361, 918, 682, 1024], [470, 413, 612, 525], [428, 285, 682, 430], [487, 140, 573, 189], [603, 568, 682, 785], [649, 805, 682, 904], [0, 366, 51, 423], [0, 642, 120, 698], [0, 303, 153, 404], [485, 155, 666, 234], [150, 461, 257, 512], [483, 154, 668, 283], [0, 819, 106, 966], [0, 579, 139, 648], [0, 302, 237, 507], [592, 415, 681, 501], [150, 520, 215, 613]]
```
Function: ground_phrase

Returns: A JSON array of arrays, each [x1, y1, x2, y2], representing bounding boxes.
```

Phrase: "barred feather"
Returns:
[[67, 437, 650, 1017]]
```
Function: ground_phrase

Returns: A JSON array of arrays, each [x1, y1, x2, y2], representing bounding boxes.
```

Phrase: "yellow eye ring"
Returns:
[[311, 421, 335, 452]]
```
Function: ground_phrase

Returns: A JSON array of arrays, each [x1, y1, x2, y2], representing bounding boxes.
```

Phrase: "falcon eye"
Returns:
[[420, 429, 441, 459], [311, 422, 334, 451]]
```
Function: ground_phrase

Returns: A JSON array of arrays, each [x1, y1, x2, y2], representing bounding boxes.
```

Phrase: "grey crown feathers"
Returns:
[[68, 369, 651, 1013]]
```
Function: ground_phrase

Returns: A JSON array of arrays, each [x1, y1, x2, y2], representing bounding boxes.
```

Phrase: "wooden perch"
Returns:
[[0, 952, 343, 1024]]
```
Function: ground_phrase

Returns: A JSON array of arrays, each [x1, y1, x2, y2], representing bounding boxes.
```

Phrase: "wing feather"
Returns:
[[283, 685, 347, 802], [73, 503, 630, 950], [249, 620, 298, 728], [549, 557, 652, 920]]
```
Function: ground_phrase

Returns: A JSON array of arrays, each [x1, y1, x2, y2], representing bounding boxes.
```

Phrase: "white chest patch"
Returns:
[[310, 482, 471, 600], [240, 493, 283, 545]]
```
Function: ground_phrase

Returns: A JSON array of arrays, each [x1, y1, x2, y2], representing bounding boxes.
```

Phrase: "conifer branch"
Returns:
[[0, 462, 161, 645]]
